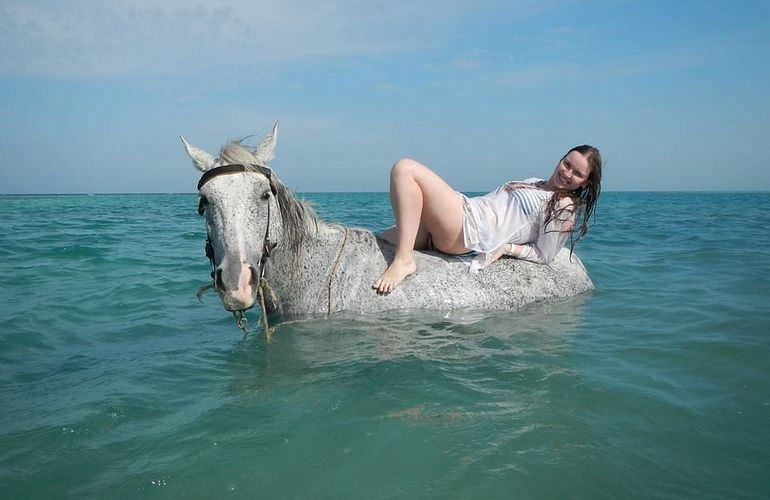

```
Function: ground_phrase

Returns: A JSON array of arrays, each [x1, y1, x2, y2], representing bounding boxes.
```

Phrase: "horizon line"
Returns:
[[2, 189, 770, 196]]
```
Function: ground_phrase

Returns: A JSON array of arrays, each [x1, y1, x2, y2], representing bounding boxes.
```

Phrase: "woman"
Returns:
[[372, 145, 602, 293]]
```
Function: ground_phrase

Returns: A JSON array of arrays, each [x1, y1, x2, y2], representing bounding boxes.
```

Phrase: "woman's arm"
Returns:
[[506, 197, 575, 264]]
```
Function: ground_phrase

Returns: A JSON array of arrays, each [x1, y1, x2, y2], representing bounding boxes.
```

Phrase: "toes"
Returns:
[[377, 279, 392, 294], [373, 262, 414, 294]]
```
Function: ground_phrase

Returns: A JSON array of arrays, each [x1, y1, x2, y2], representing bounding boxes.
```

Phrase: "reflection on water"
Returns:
[[183, 295, 615, 499], [228, 295, 589, 365], [223, 296, 588, 395]]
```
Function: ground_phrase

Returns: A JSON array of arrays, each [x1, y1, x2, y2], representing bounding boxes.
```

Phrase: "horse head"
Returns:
[[181, 123, 283, 312]]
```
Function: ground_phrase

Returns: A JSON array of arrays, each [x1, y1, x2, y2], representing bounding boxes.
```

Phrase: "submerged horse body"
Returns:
[[182, 123, 593, 322]]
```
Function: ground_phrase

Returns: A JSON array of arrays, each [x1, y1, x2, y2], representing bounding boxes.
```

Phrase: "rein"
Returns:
[[327, 226, 349, 315]]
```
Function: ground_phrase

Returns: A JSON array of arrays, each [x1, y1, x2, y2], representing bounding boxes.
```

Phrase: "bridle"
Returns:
[[197, 163, 278, 272], [196, 163, 278, 338], [194, 163, 351, 341]]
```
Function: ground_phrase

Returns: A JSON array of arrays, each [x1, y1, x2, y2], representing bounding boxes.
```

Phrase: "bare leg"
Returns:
[[381, 220, 430, 250], [373, 158, 467, 293]]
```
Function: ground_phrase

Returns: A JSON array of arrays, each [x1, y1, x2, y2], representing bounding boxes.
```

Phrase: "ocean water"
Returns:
[[1, 191, 769, 499]]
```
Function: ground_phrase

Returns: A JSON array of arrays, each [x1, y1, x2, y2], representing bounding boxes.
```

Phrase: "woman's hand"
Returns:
[[502, 180, 543, 193], [503, 182, 528, 193], [490, 243, 513, 264]]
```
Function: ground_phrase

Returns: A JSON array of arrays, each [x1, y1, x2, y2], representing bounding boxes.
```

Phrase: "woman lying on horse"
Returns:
[[373, 146, 603, 293]]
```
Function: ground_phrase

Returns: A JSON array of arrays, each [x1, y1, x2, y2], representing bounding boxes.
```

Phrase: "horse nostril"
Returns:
[[215, 269, 224, 290]]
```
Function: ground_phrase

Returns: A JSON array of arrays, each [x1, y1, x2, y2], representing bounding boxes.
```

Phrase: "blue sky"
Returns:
[[1, 0, 768, 193]]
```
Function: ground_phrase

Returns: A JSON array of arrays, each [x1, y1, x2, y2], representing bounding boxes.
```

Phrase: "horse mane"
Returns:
[[218, 141, 319, 255]]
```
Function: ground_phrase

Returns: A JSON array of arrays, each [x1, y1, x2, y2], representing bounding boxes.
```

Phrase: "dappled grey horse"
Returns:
[[182, 123, 593, 336]]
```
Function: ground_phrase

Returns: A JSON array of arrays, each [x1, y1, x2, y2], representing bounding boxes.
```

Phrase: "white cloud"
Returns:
[[0, 0, 479, 79]]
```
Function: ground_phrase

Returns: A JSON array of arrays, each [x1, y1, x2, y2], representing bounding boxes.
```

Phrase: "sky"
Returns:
[[0, 0, 769, 193]]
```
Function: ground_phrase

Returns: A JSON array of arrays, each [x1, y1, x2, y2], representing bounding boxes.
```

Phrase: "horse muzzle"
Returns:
[[216, 264, 259, 311]]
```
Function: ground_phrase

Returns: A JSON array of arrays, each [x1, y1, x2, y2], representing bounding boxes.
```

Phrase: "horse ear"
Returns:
[[180, 136, 217, 172], [254, 121, 279, 165]]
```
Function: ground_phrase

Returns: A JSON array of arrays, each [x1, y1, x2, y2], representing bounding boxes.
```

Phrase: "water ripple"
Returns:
[[1, 192, 769, 498]]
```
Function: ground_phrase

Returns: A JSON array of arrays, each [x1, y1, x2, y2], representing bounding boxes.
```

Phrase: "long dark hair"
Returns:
[[543, 145, 602, 250]]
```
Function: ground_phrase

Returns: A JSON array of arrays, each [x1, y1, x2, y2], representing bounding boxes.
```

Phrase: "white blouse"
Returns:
[[459, 178, 574, 271]]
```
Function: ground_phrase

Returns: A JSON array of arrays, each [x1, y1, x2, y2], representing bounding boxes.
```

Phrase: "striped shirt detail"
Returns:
[[509, 188, 551, 216]]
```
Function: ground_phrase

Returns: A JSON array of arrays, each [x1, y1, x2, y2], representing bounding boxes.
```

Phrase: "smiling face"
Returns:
[[548, 150, 592, 192]]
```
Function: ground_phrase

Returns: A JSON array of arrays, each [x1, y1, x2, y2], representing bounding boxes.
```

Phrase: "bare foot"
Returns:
[[372, 257, 417, 293]]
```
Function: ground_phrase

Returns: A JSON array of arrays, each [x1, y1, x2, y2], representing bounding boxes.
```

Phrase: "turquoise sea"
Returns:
[[1, 191, 769, 499]]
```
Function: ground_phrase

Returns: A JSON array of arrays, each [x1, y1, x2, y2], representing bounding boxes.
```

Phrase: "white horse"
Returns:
[[182, 123, 593, 336]]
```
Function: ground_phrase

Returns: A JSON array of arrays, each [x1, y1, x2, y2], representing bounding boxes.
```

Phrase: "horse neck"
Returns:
[[264, 219, 351, 294], [271, 218, 339, 264]]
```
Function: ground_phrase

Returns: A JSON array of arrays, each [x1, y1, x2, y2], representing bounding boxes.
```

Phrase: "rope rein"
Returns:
[[327, 226, 350, 315], [256, 279, 272, 342]]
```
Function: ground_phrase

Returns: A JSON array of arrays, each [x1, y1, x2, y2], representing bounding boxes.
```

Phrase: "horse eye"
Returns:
[[261, 191, 271, 200], [197, 196, 208, 215]]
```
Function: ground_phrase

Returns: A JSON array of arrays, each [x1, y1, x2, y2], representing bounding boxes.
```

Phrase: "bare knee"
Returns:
[[391, 158, 423, 179]]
